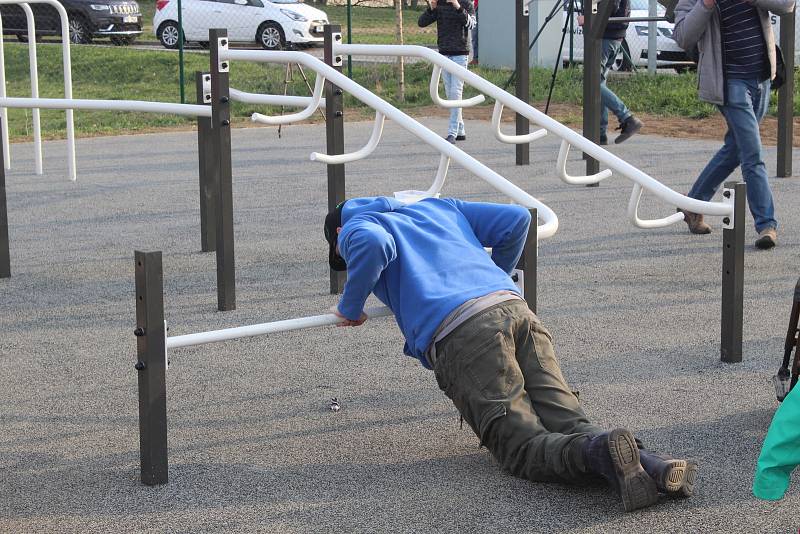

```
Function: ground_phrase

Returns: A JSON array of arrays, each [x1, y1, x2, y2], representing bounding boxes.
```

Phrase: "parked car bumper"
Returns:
[[91, 15, 142, 36], [284, 18, 327, 44]]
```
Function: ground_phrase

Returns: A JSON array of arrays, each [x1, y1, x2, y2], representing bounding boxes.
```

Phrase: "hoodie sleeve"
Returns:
[[673, 0, 715, 51], [449, 199, 531, 274], [418, 6, 438, 27], [336, 219, 397, 320]]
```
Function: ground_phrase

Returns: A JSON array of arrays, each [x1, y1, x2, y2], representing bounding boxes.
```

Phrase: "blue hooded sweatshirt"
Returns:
[[336, 196, 531, 368]]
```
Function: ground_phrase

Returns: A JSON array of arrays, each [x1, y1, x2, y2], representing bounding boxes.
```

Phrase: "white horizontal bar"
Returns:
[[167, 306, 393, 349], [0, 97, 211, 117], [230, 87, 326, 108], [335, 44, 732, 219]]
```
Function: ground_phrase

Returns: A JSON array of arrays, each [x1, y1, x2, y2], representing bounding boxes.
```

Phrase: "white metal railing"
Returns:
[[230, 88, 326, 109], [310, 111, 384, 165], [333, 43, 735, 228], [221, 46, 560, 239], [0, 97, 212, 117], [250, 73, 325, 126]]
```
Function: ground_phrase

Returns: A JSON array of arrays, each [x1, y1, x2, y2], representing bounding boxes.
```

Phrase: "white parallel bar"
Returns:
[[310, 111, 384, 164], [557, 140, 612, 185], [335, 44, 733, 219], [167, 306, 394, 349], [627, 183, 686, 229], [230, 88, 326, 108], [251, 74, 324, 126], [0, 14, 10, 170], [0, 97, 212, 117], [221, 48, 559, 239], [491, 102, 547, 145], [429, 65, 486, 109], [21, 4, 42, 175]]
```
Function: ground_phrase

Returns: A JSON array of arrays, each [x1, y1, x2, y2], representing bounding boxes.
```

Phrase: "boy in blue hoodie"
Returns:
[[324, 197, 697, 512]]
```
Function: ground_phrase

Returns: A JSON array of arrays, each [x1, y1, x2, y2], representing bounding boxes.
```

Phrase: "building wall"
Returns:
[[478, 0, 563, 69]]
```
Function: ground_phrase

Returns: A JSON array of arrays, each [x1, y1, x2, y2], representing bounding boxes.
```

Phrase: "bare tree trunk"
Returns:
[[394, 0, 405, 102]]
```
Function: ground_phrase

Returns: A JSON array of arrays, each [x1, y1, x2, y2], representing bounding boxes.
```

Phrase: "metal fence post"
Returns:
[[134, 250, 168, 486], [516, 208, 538, 313], [515, 0, 530, 166], [582, 0, 613, 182], [210, 29, 236, 311], [777, 12, 795, 178], [196, 71, 216, 253], [720, 181, 746, 363], [0, 118, 8, 279], [324, 25, 347, 295]]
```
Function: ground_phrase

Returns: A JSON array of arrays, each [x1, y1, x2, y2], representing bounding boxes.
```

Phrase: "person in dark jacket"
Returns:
[[419, 0, 475, 143], [579, 0, 643, 145], [324, 196, 699, 513]]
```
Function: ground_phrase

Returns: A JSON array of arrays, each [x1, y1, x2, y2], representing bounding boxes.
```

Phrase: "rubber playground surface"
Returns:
[[1, 118, 799, 533]]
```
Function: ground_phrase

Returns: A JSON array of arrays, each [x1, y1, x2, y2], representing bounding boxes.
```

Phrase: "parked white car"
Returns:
[[562, 0, 691, 72], [154, 0, 329, 50]]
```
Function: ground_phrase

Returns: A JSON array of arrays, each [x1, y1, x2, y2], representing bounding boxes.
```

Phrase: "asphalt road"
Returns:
[[0, 118, 799, 532]]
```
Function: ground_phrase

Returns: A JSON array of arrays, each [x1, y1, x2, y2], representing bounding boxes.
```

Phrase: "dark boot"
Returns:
[[615, 116, 643, 144], [583, 429, 659, 512], [677, 208, 712, 234], [639, 450, 698, 498]]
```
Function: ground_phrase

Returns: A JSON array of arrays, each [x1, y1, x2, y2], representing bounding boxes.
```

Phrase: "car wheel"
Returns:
[[157, 21, 182, 49], [111, 36, 135, 46], [68, 15, 92, 44], [611, 40, 633, 72], [257, 21, 284, 50]]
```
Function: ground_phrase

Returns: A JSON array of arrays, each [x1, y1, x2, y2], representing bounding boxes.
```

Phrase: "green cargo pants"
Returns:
[[433, 299, 604, 483]]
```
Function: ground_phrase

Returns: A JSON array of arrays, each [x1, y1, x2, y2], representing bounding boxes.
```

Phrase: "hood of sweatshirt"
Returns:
[[341, 196, 405, 225]]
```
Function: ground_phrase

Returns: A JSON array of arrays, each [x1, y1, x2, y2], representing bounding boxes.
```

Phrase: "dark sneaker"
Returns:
[[445, 134, 456, 144], [755, 227, 777, 249], [599, 134, 608, 146], [677, 208, 712, 235], [615, 116, 643, 144], [584, 429, 659, 512], [456, 134, 467, 141], [639, 450, 698, 498]]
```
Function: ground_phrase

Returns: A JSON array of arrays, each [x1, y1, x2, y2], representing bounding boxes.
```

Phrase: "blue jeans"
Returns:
[[600, 39, 632, 136], [443, 54, 468, 137], [688, 78, 776, 232]]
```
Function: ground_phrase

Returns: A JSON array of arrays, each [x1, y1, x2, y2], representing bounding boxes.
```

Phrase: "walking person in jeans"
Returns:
[[324, 196, 698, 512], [673, 0, 794, 249], [578, 0, 644, 145], [419, 0, 475, 143]]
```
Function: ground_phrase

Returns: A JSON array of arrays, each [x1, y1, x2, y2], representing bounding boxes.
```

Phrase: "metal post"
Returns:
[[777, 12, 794, 178], [515, 0, 530, 166], [0, 118, 8, 279], [177, 0, 185, 104], [134, 250, 168, 486], [324, 25, 346, 295], [195, 71, 216, 253], [583, 0, 613, 180], [720, 181, 746, 363], [647, 0, 657, 74], [346, 0, 353, 79], [210, 30, 236, 311], [516, 208, 538, 313]]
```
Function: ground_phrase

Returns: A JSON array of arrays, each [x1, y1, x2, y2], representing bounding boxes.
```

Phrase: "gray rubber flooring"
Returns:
[[1, 117, 799, 533]]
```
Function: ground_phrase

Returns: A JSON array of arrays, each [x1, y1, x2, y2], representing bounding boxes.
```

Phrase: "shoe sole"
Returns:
[[614, 122, 642, 144], [660, 459, 698, 498], [755, 237, 776, 249], [608, 429, 659, 512]]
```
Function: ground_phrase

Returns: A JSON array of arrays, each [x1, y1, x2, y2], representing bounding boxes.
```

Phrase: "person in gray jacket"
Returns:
[[673, 0, 794, 249]]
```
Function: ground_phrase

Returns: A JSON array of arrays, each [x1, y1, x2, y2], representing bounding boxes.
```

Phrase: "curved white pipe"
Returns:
[[167, 305, 393, 349], [251, 74, 324, 126], [556, 140, 612, 185], [0, 13, 10, 170], [0, 97, 212, 117], [627, 183, 686, 229], [310, 111, 384, 164], [423, 154, 450, 197], [222, 48, 559, 239], [429, 65, 485, 109], [334, 44, 733, 219], [230, 87, 326, 108], [21, 4, 42, 175], [491, 101, 547, 145]]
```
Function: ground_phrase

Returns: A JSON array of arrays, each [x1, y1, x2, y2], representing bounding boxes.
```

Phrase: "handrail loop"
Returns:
[[251, 73, 325, 126], [429, 64, 485, 109], [627, 183, 687, 229], [230, 87, 326, 109], [491, 101, 547, 145], [310, 111, 385, 164], [556, 140, 613, 185]]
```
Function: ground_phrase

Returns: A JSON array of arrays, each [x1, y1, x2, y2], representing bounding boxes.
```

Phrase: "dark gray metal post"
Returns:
[[582, 0, 613, 180], [777, 12, 794, 178], [196, 71, 216, 253], [516, 208, 538, 313], [0, 119, 9, 279], [324, 25, 347, 295], [720, 182, 746, 363], [210, 29, 236, 311], [134, 250, 168, 486], [515, 0, 530, 166]]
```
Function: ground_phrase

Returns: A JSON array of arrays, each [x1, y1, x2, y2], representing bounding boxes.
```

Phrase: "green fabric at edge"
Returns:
[[753, 381, 800, 500]]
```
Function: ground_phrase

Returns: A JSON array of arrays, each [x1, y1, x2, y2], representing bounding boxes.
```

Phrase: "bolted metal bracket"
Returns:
[[722, 187, 735, 230], [511, 268, 525, 294], [202, 73, 212, 103], [164, 320, 170, 370], [522, 0, 531, 16], [218, 37, 229, 72], [591, 0, 599, 13]]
